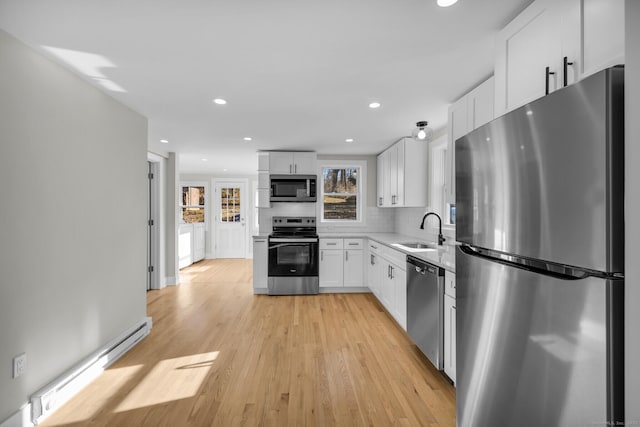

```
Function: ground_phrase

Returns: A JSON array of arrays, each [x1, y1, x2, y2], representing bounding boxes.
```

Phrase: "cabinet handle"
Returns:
[[346, 251, 349, 261], [321, 251, 324, 261], [371, 254, 375, 265], [563, 56, 574, 87], [289, 164, 293, 174], [390, 266, 394, 279], [388, 265, 391, 278], [327, 242, 337, 246], [379, 197, 383, 205], [545, 66, 555, 95]]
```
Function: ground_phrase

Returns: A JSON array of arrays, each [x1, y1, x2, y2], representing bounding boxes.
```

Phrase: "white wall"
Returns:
[[0, 30, 148, 423], [625, 0, 640, 422], [164, 153, 179, 284]]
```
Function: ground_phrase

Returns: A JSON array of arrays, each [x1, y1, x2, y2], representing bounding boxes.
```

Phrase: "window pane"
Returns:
[[221, 187, 241, 223], [181, 186, 205, 206], [182, 207, 204, 223], [323, 195, 357, 220], [323, 168, 357, 193]]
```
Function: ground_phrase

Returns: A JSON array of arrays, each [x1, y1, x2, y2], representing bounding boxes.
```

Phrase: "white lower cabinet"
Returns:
[[253, 237, 268, 292], [320, 238, 365, 288], [443, 270, 456, 384], [178, 223, 206, 269], [367, 242, 382, 298], [371, 242, 407, 331]]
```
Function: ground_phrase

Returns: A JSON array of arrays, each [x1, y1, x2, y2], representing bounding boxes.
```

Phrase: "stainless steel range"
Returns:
[[267, 216, 319, 295]]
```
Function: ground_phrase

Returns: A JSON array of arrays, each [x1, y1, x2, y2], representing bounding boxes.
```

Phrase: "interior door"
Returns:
[[214, 181, 247, 258]]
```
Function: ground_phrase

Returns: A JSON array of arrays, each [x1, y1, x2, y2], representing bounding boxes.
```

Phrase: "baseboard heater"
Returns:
[[30, 317, 152, 425]]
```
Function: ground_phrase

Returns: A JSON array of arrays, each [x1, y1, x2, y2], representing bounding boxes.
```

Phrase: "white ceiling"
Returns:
[[0, 0, 532, 175]]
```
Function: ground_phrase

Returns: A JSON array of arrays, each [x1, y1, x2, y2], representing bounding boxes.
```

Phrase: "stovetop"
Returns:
[[270, 216, 317, 238]]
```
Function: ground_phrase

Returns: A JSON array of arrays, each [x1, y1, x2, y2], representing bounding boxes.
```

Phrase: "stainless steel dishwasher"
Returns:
[[407, 255, 444, 370]]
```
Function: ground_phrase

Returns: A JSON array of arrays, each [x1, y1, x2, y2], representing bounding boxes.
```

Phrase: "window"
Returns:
[[219, 187, 241, 222], [319, 161, 366, 224], [180, 184, 206, 223], [428, 135, 455, 227]]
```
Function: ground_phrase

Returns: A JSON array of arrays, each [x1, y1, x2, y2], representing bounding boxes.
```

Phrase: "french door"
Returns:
[[214, 180, 247, 258]]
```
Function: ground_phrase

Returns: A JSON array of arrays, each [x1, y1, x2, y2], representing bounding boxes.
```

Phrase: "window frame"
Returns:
[[427, 135, 455, 231], [317, 160, 367, 226], [179, 181, 208, 224]]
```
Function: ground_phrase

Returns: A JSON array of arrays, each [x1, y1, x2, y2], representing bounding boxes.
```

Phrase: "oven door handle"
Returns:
[[269, 238, 318, 243]]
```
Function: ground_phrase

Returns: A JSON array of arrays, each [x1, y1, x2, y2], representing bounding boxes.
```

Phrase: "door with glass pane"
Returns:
[[214, 180, 247, 258]]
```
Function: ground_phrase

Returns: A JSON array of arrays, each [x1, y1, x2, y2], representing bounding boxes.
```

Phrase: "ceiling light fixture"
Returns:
[[160, 139, 169, 144], [369, 102, 381, 109], [201, 158, 208, 162], [345, 138, 354, 143], [213, 98, 227, 105], [243, 137, 253, 141], [437, 0, 458, 7], [412, 121, 434, 141]]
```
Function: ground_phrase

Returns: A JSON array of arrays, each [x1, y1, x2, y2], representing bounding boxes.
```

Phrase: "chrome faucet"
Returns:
[[420, 212, 446, 246]]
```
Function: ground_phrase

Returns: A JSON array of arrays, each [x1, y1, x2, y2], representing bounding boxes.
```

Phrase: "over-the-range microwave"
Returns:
[[270, 175, 317, 202]]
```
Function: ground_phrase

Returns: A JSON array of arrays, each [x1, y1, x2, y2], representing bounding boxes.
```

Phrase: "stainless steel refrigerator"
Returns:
[[455, 66, 624, 427]]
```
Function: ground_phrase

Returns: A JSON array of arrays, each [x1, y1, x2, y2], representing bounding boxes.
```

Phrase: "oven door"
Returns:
[[268, 237, 319, 276]]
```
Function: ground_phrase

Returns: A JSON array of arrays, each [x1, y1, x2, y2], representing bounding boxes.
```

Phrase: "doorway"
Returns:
[[213, 179, 248, 258]]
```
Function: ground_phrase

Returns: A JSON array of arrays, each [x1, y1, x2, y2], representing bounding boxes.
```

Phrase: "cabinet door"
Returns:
[[444, 294, 456, 384], [367, 252, 380, 296], [402, 137, 429, 207], [395, 139, 405, 206], [392, 265, 407, 331], [319, 249, 344, 287], [380, 261, 395, 313], [467, 77, 494, 130], [178, 225, 193, 269], [376, 154, 385, 207], [494, 0, 561, 116], [344, 250, 364, 287], [253, 238, 268, 291], [269, 152, 294, 174], [446, 97, 468, 205], [580, 0, 624, 78], [292, 152, 317, 175], [193, 223, 205, 262], [388, 144, 399, 206]]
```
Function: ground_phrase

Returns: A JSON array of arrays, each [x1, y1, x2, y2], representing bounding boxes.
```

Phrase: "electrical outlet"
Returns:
[[13, 353, 26, 378]]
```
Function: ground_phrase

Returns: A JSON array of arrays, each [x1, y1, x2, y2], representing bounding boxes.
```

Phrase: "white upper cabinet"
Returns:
[[377, 137, 428, 208], [446, 76, 494, 205], [268, 152, 317, 175], [495, 0, 624, 116]]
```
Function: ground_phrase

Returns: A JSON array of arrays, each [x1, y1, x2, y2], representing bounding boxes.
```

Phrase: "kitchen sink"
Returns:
[[392, 242, 438, 252]]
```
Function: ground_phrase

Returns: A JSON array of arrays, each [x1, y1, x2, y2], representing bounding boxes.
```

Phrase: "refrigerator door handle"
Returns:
[[458, 245, 612, 281]]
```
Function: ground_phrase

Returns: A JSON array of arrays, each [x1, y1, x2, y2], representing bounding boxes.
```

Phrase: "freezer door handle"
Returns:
[[459, 245, 614, 281]]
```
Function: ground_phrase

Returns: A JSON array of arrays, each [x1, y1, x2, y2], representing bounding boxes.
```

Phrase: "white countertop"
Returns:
[[320, 232, 457, 272], [252, 232, 456, 272]]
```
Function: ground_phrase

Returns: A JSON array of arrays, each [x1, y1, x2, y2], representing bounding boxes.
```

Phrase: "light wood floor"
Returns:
[[42, 259, 456, 426]]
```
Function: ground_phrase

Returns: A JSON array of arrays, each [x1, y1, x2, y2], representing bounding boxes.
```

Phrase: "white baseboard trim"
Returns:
[[29, 317, 152, 425], [319, 287, 372, 294], [0, 404, 33, 427], [165, 276, 179, 286]]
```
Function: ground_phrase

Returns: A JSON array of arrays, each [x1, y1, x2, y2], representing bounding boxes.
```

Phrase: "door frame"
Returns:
[[212, 178, 250, 259], [147, 153, 163, 290]]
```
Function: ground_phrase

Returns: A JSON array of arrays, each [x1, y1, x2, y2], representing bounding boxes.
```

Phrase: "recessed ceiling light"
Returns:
[[345, 138, 354, 143], [437, 0, 458, 7], [223, 168, 228, 172], [201, 158, 208, 162], [369, 102, 381, 109], [243, 137, 253, 141], [160, 139, 169, 144], [213, 98, 227, 105]]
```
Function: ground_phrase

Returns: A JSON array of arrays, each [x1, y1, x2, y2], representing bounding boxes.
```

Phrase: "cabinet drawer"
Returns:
[[320, 239, 343, 250], [445, 270, 456, 298], [368, 240, 382, 254], [382, 246, 406, 269], [344, 239, 363, 250]]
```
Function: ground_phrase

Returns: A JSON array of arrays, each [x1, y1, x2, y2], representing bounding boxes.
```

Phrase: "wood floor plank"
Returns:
[[41, 259, 456, 426]]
